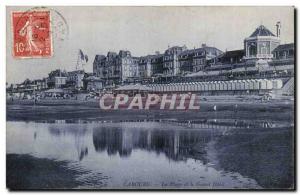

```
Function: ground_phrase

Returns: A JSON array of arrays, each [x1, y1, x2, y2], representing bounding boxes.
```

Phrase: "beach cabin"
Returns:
[[114, 84, 153, 97], [272, 79, 283, 89], [259, 79, 267, 90], [265, 79, 273, 89]]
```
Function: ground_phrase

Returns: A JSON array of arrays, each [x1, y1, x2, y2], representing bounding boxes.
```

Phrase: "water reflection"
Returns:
[[92, 126, 218, 162], [49, 125, 90, 161], [7, 118, 294, 189]]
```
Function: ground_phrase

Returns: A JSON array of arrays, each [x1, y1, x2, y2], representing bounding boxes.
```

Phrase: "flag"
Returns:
[[84, 54, 88, 62], [79, 49, 84, 61]]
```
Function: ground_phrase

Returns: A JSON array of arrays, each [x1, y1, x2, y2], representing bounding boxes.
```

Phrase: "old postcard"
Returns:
[[6, 6, 295, 190]]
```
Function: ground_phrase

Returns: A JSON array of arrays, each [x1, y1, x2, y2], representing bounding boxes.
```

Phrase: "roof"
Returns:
[[95, 54, 106, 60], [179, 46, 222, 57], [221, 50, 244, 58], [84, 76, 103, 81], [250, 25, 275, 37], [164, 46, 187, 55], [107, 51, 117, 57], [273, 43, 294, 52], [115, 84, 152, 91], [140, 54, 163, 60], [214, 49, 244, 60]]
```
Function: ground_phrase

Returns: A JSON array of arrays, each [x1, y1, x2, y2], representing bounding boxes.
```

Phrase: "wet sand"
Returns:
[[7, 154, 85, 190], [205, 127, 294, 189]]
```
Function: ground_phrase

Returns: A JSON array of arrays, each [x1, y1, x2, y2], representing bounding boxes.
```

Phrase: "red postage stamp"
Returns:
[[12, 11, 52, 58]]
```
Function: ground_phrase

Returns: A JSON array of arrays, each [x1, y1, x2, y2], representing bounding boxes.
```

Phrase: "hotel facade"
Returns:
[[93, 22, 294, 89]]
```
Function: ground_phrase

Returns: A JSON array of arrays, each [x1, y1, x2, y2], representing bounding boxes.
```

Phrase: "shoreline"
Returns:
[[6, 99, 294, 122]]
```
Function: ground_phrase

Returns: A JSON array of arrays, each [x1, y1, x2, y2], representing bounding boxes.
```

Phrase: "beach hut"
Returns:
[[171, 83, 176, 92], [272, 79, 283, 89], [192, 82, 197, 91], [241, 80, 246, 90], [188, 83, 193, 91], [190, 83, 196, 91], [244, 80, 251, 90], [200, 82, 205, 91], [216, 81, 221, 91], [210, 82, 215, 91], [238, 80, 244, 90], [224, 81, 228, 91], [207, 82, 212, 91], [249, 80, 255, 90], [203, 82, 207, 91], [236, 80, 242, 90], [165, 84, 170, 92], [176, 83, 181, 92], [253, 80, 260, 90], [160, 85, 165, 92], [171, 84, 175, 92], [196, 82, 201, 91], [182, 83, 187, 91], [157, 85, 162, 92], [154, 85, 159, 92], [195, 82, 200, 91], [174, 84, 179, 92], [171, 83, 176, 91], [114, 84, 153, 96], [162, 84, 167, 92], [166, 84, 170, 92], [259, 79, 267, 90], [170, 83, 175, 91], [227, 81, 232, 91], [230, 81, 235, 91], [162, 84, 166, 92], [186, 83, 190, 91], [219, 81, 224, 91], [265, 79, 273, 89]]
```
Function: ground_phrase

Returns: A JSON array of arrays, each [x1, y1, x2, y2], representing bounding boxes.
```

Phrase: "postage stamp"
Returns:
[[12, 10, 52, 58]]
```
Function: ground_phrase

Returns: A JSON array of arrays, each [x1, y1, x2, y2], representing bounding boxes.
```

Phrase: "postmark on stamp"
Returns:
[[12, 10, 52, 58]]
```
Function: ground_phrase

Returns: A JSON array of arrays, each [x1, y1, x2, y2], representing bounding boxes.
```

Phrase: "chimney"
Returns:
[[155, 51, 160, 55], [202, 43, 207, 48], [276, 21, 281, 38]]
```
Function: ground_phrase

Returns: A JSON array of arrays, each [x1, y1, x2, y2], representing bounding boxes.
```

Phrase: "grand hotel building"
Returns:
[[93, 22, 294, 87]]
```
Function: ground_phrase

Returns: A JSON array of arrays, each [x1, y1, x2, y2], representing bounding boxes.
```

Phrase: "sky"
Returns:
[[6, 6, 294, 84]]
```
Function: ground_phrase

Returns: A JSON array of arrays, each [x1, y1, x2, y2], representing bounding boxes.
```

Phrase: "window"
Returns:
[[283, 51, 287, 59], [260, 43, 268, 55], [249, 43, 257, 56]]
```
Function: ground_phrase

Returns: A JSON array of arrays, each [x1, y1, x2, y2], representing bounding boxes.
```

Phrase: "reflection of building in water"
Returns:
[[48, 125, 89, 161], [92, 126, 220, 162], [119, 129, 133, 157]]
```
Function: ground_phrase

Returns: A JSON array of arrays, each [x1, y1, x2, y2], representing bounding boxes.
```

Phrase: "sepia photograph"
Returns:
[[6, 6, 295, 190]]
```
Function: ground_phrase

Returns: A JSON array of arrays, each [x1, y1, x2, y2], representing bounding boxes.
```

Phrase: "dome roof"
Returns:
[[249, 25, 275, 37]]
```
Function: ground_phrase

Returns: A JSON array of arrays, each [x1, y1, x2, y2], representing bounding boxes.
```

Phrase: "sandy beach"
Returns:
[[6, 98, 294, 122]]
